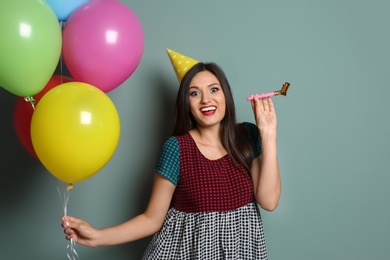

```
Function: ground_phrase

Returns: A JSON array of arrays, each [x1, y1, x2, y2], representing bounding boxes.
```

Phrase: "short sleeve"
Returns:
[[243, 122, 262, 159], [154, 136, 180, 186]]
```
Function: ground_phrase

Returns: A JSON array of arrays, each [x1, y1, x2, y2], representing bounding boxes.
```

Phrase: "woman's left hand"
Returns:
[[249, 95, 277, 132]]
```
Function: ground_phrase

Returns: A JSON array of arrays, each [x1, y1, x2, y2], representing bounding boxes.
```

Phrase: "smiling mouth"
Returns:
[[200, 106, 216, 112], [200, 106, 216, 116]]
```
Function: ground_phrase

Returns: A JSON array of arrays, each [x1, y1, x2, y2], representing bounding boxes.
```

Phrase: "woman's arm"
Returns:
[[62, 173, 175, 247], [249, 96, 281, 211], [250, 134, 281, 211]]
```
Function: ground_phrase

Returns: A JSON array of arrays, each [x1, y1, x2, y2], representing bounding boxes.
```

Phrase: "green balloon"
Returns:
[[0, 0, 62, 97]]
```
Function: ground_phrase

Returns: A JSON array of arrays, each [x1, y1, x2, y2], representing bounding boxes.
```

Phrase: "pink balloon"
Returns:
[[62, 0, 144, 93]]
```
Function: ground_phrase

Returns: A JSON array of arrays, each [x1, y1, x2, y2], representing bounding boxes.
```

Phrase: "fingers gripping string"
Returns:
[[57, 182, 79, 260]]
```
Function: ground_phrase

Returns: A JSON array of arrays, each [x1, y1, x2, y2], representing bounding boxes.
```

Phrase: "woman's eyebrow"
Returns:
[[207, 83, 220, 87], [189, 83, 220, 90]]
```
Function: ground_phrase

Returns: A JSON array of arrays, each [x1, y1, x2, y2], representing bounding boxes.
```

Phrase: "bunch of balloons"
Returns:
[[1, 0, 144, 185]]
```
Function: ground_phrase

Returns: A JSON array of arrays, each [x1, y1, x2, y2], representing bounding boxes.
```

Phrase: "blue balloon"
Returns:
[[46, 0, 89, 21]]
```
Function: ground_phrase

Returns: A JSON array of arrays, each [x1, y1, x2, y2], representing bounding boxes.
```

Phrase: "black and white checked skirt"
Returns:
[[143, 202, 268, 259]]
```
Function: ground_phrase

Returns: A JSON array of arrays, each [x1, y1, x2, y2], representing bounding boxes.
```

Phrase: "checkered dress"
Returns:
[[143, 123, 268, 259]]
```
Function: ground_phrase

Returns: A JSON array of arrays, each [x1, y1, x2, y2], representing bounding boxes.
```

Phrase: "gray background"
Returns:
[[1, 0, 389, 259]]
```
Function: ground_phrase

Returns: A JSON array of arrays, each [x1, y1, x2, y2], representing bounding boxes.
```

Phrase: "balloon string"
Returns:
[[67, 239, 79, 260], [60, 44, 63, 84], [57, 181, 79, 260], [59, 20, 66, 84], [60, 21, 66, 31]]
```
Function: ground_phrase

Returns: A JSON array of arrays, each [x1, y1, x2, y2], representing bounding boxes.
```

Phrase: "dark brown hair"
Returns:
[[172, 62, 253, 172]]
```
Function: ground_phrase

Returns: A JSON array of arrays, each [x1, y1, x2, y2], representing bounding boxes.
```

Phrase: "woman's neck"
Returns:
[[189, 126, 227, 160], [190, 125, 221, 144]]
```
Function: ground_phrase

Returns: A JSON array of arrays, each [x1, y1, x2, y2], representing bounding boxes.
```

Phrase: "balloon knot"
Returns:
[[24, 96, 36, 110], [68, 183, 74, 190], [24, 96, 36, 104]]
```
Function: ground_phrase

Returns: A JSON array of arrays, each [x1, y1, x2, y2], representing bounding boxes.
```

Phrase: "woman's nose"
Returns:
[[201, 93, 211, 103]]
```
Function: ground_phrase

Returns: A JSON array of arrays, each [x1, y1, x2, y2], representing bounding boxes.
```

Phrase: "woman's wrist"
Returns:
[[259, 127, 277, 139]]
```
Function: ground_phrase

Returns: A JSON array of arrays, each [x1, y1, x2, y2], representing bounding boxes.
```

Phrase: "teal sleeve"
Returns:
[[154, 136, 180, 186], [243, 122, 262, 159]]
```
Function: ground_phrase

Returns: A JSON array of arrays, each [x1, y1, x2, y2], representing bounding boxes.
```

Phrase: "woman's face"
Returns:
[[188, 70, 226, 128]]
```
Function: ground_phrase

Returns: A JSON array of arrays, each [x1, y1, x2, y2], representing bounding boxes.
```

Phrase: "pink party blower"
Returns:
[[247, 82, 291, 101]]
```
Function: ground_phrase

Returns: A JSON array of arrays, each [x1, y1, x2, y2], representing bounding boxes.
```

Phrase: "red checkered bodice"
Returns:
[[171, 133, 255, 213]]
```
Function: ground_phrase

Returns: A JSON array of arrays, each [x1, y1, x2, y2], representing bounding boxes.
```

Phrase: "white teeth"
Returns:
[[200, 106, 216, 112]]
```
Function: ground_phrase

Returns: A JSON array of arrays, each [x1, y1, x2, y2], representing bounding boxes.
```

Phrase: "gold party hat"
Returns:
[[166, 48, 199, 83]]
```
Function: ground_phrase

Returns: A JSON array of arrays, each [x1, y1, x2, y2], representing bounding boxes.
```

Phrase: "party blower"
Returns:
[[246, 82, 291, 101]]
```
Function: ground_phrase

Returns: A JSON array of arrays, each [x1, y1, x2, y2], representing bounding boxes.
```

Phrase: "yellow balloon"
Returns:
[[31, 82, 120, 184]]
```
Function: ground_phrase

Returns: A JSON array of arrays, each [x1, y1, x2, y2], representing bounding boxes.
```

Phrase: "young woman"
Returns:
[[62, 61, 281, 259]]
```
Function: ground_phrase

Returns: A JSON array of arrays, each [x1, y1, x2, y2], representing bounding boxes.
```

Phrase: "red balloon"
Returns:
[[13, 75, 73, 158]]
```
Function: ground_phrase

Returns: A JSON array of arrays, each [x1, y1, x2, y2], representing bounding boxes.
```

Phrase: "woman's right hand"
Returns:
[[61, 216, 99, 247]]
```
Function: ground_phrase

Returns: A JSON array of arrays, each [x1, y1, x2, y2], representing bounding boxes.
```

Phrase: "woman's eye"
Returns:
[[211, 87, 219, 93], [190, 91, 199, 96]]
